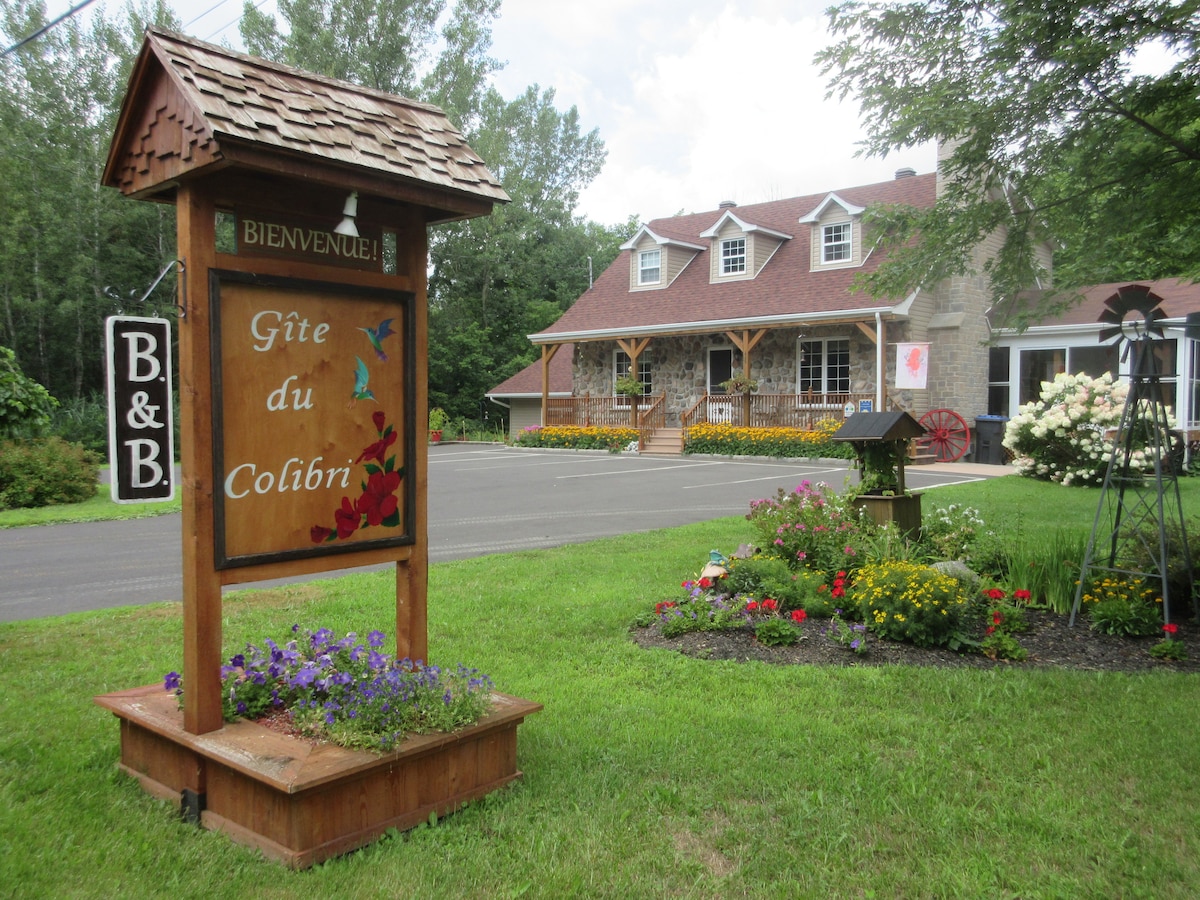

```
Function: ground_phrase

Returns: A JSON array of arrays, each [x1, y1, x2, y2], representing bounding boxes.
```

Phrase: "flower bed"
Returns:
[[684, 420, 853, 459], [514, 425, 638, 452], [166, 626, 494, 752], [635, 481, 1186, 666]]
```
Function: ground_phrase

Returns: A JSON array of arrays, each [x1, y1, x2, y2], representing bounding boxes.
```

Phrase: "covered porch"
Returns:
[[531, 316, 898, 452]]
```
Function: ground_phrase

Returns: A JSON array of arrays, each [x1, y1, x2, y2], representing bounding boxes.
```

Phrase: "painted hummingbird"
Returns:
[[359, 318, 395, 362], [349, 356, 376, 407]]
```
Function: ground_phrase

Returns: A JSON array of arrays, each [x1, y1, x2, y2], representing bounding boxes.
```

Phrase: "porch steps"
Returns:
[[909, 440, 939, 466], [641, 428, 683, 456]]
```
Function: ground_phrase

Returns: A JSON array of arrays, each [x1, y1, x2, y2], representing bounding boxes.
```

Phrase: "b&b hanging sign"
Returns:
[[106, 315, 175, 503]]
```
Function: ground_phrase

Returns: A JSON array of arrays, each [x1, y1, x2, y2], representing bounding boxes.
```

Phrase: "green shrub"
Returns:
[[746, 480, 873, 574], [754, 617, 803, 646], [0, 437, 99, 509], [514, 425, 637, 452], [850, 561, 972, 647], [48, 392, 110, 456], [1081, 576, 1163, 636], [0, 346, 57, 439], [919, 503, 986, 562], [1088, 597, 1163, 637]]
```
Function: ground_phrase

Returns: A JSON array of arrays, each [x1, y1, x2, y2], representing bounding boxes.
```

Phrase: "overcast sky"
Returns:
[[48, 0, 936, 224]]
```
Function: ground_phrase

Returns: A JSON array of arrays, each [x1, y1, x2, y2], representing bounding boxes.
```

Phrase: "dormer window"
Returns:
[[638, 249, 661, 285], [822, 223, 852, 263], [720, 238, 746, 276]]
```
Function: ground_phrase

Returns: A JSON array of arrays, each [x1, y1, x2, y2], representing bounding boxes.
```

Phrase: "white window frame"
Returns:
[[797, 337, 851, 399], [719, 237, 746, 276], [613, 350, 653, 404], [821, 222, 852, 264], [637, 248, 661, 285]]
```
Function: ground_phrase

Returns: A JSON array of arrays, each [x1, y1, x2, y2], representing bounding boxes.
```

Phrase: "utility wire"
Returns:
[[2, 0, 98, 58]]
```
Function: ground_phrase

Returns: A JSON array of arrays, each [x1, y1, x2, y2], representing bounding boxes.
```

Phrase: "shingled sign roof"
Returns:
[[103, 26, 508, 220]]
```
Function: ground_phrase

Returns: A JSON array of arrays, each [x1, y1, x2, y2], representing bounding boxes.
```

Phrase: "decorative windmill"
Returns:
[[1070, 285, 1195, 625]]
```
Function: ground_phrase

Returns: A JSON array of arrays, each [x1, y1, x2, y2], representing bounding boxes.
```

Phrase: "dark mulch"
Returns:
[[630, 609, 1200, 674]]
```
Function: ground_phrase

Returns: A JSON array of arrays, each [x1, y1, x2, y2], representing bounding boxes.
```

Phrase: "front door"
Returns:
[[707, 347, 734, 423]]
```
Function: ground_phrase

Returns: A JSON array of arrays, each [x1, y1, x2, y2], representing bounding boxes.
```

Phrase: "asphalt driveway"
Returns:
[[0, 444, 1008, 622]]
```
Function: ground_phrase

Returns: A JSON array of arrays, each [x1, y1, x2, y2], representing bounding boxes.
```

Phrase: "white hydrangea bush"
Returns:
[[1002, 372, 1148, 486]]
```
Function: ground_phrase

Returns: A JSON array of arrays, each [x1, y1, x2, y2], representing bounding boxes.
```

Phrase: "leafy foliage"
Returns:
[[0, 436, 99, 510], [850, 561, 972, 647], [818, 0, 1200, 311], [1003, 372, 1134, 485], [513, 425, 637, 452], [745, 480, 871, 574], [0, 347, 56, 438], [684, 420, 852, 459]]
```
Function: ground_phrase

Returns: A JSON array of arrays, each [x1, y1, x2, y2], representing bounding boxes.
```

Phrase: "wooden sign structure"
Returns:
[[93, 28, 540, 866]]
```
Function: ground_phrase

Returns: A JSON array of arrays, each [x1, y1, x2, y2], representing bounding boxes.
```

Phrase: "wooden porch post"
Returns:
[[540, 343, 561, 425], [724, 329, 766, 425], [617, 337, 651, 428]]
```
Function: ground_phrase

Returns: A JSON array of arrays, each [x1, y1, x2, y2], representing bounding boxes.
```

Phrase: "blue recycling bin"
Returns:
[[974, 415, 1008, 465]]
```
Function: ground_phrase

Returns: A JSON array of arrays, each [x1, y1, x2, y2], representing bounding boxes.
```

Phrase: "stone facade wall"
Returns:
[[574, 326, 883, 425]]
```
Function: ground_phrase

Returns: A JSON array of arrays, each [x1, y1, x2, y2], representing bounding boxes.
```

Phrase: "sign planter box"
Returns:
[[96, 684, 541, 868]]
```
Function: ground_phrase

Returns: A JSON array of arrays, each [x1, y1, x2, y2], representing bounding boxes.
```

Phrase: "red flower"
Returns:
[[762, 598, 778, 612], [986, 625, 996, 636], [1164, 623, 1179, 635], [655, 601, 677, 615], [791, 609, 807, 624], [984, 588, 1005, 601], [698, 577, 713, 589], [310, 525, 332, 544], [1013, 589, 1032, 602], [746, 601, 759, 612], [817, 584, 828, 594], [356, 429, 398, 465], [333, 496, 359, 539], [372, 410, 387, 432], [836, 571, 847, 579], [993, 611, 1004, 625], [356, 470, 401, 526]]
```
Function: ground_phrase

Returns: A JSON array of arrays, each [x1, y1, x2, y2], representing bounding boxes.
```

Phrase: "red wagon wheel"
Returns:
[[918, 408, 970, 462]]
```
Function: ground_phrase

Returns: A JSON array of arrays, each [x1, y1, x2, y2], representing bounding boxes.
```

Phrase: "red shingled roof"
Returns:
[[531, 173, 936, 342], [487, 345, 574, 397], [1000, 278, 1200, 329]]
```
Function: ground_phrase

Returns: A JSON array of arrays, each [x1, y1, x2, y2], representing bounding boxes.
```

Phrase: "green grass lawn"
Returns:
[[2, 476, 1199, 897], [0, 483, 181, 528]]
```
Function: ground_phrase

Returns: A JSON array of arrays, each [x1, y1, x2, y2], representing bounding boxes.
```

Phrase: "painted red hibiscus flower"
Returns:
[[333, 496, 359, 539], [312, 411, 405, 543], [356, 469, 401, 526]]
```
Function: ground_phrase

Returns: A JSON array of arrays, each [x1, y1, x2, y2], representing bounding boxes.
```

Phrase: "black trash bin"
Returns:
[[974, 415, 1009, 465]]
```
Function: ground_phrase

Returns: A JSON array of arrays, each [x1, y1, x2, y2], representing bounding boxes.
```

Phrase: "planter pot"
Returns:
[[95, 684, 540, 868], [852, 492, 922, 537], [429, 429, 443, 443]]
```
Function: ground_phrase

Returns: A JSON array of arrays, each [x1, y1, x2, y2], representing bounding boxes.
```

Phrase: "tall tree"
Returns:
[[240, 1, 619, 421], [818, 0, 1200, 326], [0, 0, 178, 398]]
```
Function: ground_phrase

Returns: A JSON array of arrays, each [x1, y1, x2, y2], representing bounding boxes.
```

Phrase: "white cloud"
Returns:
[[489, 0, 934, 224]]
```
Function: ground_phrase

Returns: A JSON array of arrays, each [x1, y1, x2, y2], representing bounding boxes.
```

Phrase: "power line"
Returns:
[[1, 0, 99, 59]]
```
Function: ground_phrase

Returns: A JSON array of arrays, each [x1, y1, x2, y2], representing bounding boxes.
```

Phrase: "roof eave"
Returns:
[[528, 306, 897, 344]]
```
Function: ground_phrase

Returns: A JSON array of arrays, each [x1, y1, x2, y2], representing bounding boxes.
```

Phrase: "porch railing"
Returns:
[[544, 395, 664, 430], [681, 391, 878, 433]]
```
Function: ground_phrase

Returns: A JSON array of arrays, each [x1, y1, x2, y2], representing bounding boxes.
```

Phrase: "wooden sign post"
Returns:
[[94, 28, 540, 866]]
